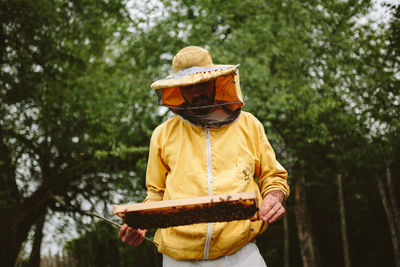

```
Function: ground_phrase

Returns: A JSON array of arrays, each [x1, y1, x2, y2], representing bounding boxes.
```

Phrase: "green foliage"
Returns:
[[1, 0, 399, 266], [65, 221, 161, 267], [154, 0, 399, 266], [0, 0, 169, 264]]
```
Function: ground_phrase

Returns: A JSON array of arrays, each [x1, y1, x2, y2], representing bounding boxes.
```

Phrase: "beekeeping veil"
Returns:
[[151, 46, 244, 128]]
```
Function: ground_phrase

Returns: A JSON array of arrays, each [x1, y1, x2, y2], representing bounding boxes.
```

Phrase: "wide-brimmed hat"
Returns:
[[151, 46, 243, 110], [151, 46, 239, 89]]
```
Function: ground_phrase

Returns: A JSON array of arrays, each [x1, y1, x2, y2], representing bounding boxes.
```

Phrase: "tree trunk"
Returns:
[[28, 210, 47, 267], [1, 168, 70, 266], [377, 175, 400, 267], [1, 190, 52, 266], [2, 220, 32, 267], [337, 173, 351, 267], [294, 170, 319, 267], [386, 163, 400, 237], [1, 187, 51, 266], [283, 213, 290, 267], [0, 130, 29, 267]]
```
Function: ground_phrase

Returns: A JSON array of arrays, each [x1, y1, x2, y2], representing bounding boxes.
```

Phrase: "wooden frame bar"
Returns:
[[113, 192, 259, 229]]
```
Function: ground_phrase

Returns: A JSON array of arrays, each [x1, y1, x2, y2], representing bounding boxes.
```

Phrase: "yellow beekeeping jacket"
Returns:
[[144, 111, 289, 260]]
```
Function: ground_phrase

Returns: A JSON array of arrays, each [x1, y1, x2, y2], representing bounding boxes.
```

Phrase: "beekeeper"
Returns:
[[119, 46, 290, 267]]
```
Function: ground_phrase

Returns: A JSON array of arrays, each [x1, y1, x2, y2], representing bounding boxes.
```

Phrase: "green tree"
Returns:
[[0, 0, 165, 265], [8, 0, 396, 266], [150, 1, 398, 266], [65, 222, 161, 267], [345, 3, 400, 265]]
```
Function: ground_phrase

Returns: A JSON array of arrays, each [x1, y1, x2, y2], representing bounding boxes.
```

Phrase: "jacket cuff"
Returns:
[[262, 184, 290, 200], [144, 190, 164, 202]]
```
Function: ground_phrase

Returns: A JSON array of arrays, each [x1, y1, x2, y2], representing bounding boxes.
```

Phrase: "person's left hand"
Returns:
[[259, 190, 286, 223]]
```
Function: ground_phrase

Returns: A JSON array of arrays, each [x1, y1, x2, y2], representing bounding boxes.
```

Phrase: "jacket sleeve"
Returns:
[[255, 122, 290, 200], [144, 127, 169, 202]]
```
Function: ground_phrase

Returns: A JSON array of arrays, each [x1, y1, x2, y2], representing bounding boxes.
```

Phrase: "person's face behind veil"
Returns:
[[180, 81, 215, 115]]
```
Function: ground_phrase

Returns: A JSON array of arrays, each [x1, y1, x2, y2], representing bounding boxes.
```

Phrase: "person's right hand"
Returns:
[[118, 224, 147, 246]]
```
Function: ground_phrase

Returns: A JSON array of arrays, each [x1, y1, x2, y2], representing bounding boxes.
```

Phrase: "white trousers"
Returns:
[[162, 242, 267, 267]]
